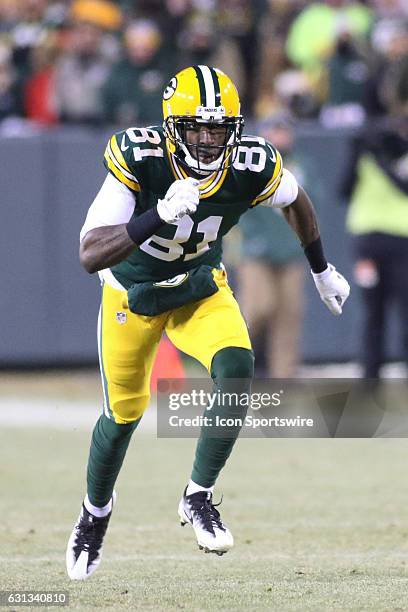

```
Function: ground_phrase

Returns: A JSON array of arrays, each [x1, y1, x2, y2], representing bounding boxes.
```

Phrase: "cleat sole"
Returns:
[[198, 544, 227, 556]]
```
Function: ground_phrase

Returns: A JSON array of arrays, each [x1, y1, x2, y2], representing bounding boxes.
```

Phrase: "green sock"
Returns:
[[87, 414, 140, 507], [191, 347, 254, 487]]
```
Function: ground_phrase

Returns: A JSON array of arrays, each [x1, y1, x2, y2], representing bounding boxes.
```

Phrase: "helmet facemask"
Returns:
[[165, 115, 243, 174]]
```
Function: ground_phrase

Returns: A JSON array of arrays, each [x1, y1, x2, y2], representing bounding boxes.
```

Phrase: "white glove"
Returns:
[[312, 263, 350, 316], [157, 177, 199, 223]]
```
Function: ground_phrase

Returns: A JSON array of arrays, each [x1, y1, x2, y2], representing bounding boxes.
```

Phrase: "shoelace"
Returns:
[[190, 495, 225, 534], [74, 512, 109, 561]]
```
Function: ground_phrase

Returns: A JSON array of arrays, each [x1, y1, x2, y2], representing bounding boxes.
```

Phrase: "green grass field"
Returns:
[[2, 414, 408, 611]]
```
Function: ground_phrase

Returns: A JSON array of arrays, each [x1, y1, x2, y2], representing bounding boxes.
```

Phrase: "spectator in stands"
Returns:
[[371, 0, 408, 19], [102, 19, 169, 126], [271, 65, 319, 120], [237, 113, 307, 377], [286, 0, 373, 73], [54, 0, 121, 125], [128, 0, 164, 21], [285, 0, 373, 116], [319, 29, 370, 127], [0, 0, 22, 34], [23, 32, 59, 125], [7, 0, 55, 113], [119, 0, 214, 72], [364, 18, 408, 117], [176, 3, 218, 69], [121, 0, 192, 54], [255, 0, 305, 117], [214, 0, 268, 115], [0, 43, 18, 121], [1, 0, 402, 130], [343, 117, 408, 377]]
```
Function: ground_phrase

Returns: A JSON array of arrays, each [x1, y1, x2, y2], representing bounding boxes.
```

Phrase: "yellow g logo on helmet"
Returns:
[[163, 77, 177, 101]]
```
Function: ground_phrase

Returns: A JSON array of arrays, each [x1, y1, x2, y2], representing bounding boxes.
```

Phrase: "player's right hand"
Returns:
[[157, 177, 200, 223], [312, 263, 350, 316]]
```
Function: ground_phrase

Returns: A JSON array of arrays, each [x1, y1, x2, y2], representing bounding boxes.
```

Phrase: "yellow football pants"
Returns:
[[98, 269, 252, 424]]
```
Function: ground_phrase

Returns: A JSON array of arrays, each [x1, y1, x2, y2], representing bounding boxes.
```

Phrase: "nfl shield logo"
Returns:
[[116, 311, 127, 325]]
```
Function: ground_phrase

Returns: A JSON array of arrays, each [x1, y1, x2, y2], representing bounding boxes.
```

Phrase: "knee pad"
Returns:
[[210, 347, 254, 381]]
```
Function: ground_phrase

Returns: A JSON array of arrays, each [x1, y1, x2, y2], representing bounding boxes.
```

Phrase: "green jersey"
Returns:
[[104, 125, 283, 286]]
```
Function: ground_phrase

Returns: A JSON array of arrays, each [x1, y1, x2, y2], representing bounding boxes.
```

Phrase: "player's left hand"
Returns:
[[312, 263, 350, 316]]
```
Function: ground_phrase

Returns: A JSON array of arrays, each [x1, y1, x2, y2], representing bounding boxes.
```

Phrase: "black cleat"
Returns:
[[66, 492, 116, 580], [178, 487, 233, 554]]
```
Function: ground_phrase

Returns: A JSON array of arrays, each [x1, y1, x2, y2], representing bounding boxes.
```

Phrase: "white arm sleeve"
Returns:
[[80, 173, 137, 242], [260, 168, 299, 209]]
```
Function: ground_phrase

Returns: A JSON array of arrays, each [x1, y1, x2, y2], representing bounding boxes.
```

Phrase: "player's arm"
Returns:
[[79, 174, 199, 274], [260, 169, 350, 315], [79, 173, 145, 274], [281, 185, 320, 253], [257, 168, 322, 258], [80, 224, 139, 274]]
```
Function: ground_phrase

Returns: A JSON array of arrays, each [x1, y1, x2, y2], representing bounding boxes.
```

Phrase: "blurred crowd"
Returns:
[[0, 0, 407, 129]]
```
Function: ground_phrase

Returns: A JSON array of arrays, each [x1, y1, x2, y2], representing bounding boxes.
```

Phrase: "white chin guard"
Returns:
[[180, 145, 227, 174]]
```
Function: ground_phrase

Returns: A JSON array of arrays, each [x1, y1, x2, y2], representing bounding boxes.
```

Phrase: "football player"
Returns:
[[66, 65, 350, 579]]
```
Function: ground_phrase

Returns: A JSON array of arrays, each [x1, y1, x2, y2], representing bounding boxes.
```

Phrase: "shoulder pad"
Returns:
[[104, 126, 165, 192], [237, 136, 283, 207]]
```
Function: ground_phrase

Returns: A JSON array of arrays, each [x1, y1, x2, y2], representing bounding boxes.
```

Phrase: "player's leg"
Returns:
[[166, 268, 254, 553], [67, 282, 166, 580], [237, 259, 274, 338], [354, 234, 386, 378], [267, 262, 304, 377], [189, 346, 254, 485], [388, 235, 408, 373], [238, 259, 275, 375]]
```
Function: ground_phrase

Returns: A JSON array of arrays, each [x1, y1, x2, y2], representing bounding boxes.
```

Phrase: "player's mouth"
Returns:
[[196, 147, 219, 164]]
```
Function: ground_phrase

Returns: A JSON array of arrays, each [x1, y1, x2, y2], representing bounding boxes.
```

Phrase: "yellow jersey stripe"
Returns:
[[109, 136, 134, 177], [199, 166, 228, 199], [166, 141, 183, 180], [257, 151, 282, 196], [105, 141, 139, 184], [251, 173, 283, 206], [177, 163, 189, 179], [251, 151, 283, 206], [199, 168, 221, 194], [104, 151, 140, 192]]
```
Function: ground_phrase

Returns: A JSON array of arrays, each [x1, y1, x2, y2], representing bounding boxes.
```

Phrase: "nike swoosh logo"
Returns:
[[121, 135, 129, 152]]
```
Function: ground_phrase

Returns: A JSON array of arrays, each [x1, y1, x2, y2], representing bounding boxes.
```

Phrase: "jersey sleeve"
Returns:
[[80, 173, 136, 241], [103, 131, 141, 193], [250, 142, 283, 207], [260, 168, 299, 209]]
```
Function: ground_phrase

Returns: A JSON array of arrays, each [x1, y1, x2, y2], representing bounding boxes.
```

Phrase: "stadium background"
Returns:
[[1, 2, 408, 610], [0, 0, 406, 368]]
